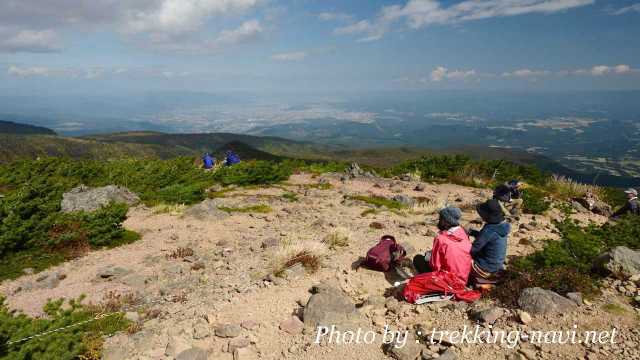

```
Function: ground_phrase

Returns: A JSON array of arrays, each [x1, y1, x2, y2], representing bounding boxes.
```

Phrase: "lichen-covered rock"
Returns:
[[61, 184, 139, 212]]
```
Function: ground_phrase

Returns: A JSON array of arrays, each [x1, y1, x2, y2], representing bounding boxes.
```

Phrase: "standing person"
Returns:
[[413, 207, 473, 283], [468, 199, 511, 289], [202, 153, 215, 170], [610, 188, 640, 219]]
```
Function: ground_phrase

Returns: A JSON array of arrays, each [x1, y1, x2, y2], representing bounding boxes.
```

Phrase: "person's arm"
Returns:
[[429, 236, 443, 271], [611, 201, 630, 218], [471, 229, 492, 258]]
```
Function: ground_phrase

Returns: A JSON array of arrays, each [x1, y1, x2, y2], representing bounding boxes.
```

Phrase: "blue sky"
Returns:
[[1, 0, 640, 95]]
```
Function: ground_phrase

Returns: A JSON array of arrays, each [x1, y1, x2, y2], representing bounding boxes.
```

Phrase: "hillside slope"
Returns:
[[0, 120, 56, 135], [1, 173, 637, 360]]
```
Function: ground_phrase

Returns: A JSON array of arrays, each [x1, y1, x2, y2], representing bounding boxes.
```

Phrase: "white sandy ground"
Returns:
[[0, 173, 636, 360]]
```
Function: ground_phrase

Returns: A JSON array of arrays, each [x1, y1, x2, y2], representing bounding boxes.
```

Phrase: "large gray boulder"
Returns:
[[61, 185, 139, 213], [184, 199, 229, 220], [517, 287, 577, 315], [303, 284, 367, 330], [593, 246, 640, 278]]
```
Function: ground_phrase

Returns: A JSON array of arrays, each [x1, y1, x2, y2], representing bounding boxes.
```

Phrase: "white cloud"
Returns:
[[8, 65, 59, 77], [0, 29, 62, 53], [573, 64, 638, 76], [502, 69, 551, 78], [271, 51, 307, 61], [215, 19, 262, 45], [335, 0, 594, 41], [318, 12, 353, 22], [124, 0, 261, 35], [609, 3, 640, 15], [429, 66, 477, 82], [0, 0, 263, 54]]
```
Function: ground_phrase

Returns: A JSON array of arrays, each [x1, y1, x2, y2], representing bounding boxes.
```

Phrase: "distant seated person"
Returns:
[[506, 180, 524, 214], [413, 206, 472, 283], [202, 152, 215, 170], [493, 184, 517, 218], [468, 199, 511, 290], [224, 150, 241, 167], [611, 188, 640, 219]]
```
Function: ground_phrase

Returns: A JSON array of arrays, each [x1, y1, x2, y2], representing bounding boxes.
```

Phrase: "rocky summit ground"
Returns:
[[2, 173, 639, 360]]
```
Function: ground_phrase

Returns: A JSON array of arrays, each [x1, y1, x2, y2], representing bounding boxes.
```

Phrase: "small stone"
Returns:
[[233, 347, 257, 360], [282, 263, 305, 280], [472, 307, 504, 325], [192, 322, 210, 339], [370, 221, 385, 229], [241, 320, 258, 330], [279, 316, 304, 335], [517, 310, 532, 325], [438, 348, 457, 360], [566, 292, 583, 305], [261, 237, 279, 249], [165, 336, 191, 357], [226, 338, 251, 353], [518, 348, 537, 360], [125, 312, 140, 323], [216, 324, 242, 338], [414, 184, 426, 192], [176, 347, 207, 360]]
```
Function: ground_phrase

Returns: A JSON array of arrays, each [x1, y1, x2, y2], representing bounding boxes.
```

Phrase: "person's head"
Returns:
[[625, 188, 638, 199], [476, 199, 505, 224], [493, 184, 511, 202], [508, 180, 520, 189], [437, 206, 462, 231]]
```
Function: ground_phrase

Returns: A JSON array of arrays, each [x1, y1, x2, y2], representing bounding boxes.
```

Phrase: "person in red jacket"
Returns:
[[413, 206, 473, 283]]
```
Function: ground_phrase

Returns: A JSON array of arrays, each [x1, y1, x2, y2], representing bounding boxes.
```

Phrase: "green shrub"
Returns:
[[212, 161, 292, 186], [496, 215, 640, 306], [522, 187, 551, 214], [0, 297, 129, 359]]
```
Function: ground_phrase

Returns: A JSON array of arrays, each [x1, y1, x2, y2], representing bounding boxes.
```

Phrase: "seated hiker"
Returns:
[[506, 180, 524, 215], [413, 206, 472, 283], [224, 150, 241, 167], [468, 199, 511, 290], [202, 152, 215, 170], [611, 188, 640, 219], [493, 184, 516, 218]]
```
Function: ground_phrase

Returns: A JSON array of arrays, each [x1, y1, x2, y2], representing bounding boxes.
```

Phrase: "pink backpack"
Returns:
[[365, 235, 406, 272]]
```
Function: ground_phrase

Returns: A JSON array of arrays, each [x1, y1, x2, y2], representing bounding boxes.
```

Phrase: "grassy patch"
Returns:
[[360, 208, 378, 217], [0, 249, 66, 282], [281, 192, 299, 202], [218, 204, 272, 214], [602, 303, 628, 316], [347, 195, 407, 210], [152, 203, 187, 215], [304, 182, 333, 190]]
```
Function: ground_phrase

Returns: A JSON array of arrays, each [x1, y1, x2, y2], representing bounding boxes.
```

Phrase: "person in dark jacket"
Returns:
[[224, 150, 241, 166], [611, 188, 640, 219], [468, 199, 511, 289]]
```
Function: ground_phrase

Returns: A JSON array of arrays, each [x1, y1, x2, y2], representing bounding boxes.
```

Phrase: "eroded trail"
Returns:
[[1, 174, 637, 360]]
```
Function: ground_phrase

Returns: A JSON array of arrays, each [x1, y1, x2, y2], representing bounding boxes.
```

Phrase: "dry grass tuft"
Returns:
[[322, 227, 351, 249], [166, 247, 194, 259], [269, 240, 328, 276], [152, 203, 187, 215], [545, 174, 602, 201]]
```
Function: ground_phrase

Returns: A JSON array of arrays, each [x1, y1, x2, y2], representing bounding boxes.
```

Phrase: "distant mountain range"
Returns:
[[1, 121, 638, 187]]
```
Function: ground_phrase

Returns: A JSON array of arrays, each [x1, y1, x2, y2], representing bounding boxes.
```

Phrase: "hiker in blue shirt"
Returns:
[[224, 150, 241, 166], [468, 198, 511, 290], [202, 153, 215, 170]]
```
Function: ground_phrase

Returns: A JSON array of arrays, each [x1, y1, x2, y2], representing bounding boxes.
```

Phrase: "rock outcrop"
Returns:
[[61, 185, 139, 212]]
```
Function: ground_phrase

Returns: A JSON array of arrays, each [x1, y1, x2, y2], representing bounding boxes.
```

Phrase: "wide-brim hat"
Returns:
[[476, 199, 505, 224]]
